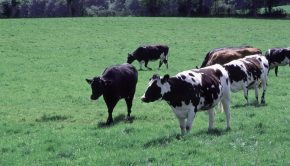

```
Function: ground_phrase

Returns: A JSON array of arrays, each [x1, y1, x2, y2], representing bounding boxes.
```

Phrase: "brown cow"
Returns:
[[200, 46, 262, 67]]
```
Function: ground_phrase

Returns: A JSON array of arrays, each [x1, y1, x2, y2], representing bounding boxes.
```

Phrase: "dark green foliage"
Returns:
[[0, 0, 289, 17]]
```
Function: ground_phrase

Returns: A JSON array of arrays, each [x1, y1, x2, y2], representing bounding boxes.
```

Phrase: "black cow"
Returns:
[[141, 64, 231, 134], [86, 63, 138, 125], [127, 44, 169, 70], [265, 47, 290, 76]]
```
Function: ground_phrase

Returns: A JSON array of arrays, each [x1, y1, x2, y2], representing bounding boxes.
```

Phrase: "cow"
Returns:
[[127, 44, 169, 70], [265, 47, 290, 76], [141, 64, 231, 134], [86, 63, 138, 125], [223, 54, 269, 105], [200, 46, 262, 68]]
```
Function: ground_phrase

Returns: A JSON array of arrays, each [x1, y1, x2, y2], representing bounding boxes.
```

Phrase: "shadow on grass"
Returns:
[[192, 128, 231, 137], [232, 102, 267, 109], [144, 128, 231, 148], [35, 114, 70, 122], [143, 133, 182, 148], [97, 114, 135, 128]]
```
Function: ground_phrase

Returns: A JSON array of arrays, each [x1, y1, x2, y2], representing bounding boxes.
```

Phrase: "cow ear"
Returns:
[[161, 74, 170, 84], [152, 74, 160, 80], [86, 78, 93, 85]]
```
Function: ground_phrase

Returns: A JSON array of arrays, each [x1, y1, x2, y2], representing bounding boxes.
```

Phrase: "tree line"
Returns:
[[0, 0, 289, 18]]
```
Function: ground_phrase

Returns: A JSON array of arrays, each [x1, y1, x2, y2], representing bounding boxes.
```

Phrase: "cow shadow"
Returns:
[[143, 128, 230, 148], [193, 128, 230, 137], [232, 102, 267, 109], [97, 114, 135, 128], [143, 133, 182, 148]]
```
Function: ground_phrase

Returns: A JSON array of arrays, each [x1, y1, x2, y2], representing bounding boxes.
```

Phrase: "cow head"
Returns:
[[141, 74, 170, 103], [127, 53, 135, 64], [86, 77, 111, 100]]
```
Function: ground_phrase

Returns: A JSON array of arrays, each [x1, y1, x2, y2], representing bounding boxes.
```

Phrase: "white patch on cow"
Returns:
[[145, 77, 171, 98], [171, 101, 194, 119], [156, 80, 171, 96], [281, 56, 290, 66], [211, 85, 215, 88]]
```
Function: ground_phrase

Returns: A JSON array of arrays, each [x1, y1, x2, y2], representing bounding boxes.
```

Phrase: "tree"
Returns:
[[141, 0, 164, 16], [265, 0, 279, 16]]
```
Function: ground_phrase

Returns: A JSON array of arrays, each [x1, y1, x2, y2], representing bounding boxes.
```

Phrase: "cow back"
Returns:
[[102, 63, 138, 98], [202, 47, 261, 67]]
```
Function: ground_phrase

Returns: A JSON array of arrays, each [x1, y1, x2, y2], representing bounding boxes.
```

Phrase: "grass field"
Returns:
[[0, 17, 290, 165]]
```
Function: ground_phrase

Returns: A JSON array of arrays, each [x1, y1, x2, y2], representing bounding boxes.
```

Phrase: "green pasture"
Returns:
[[0, 17, 290, 165]]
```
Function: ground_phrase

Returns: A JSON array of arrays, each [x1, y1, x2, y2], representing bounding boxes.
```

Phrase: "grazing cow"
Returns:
[[141, 64, 231, 134], [200, 46, 262, 68], [223, 54, 269, 105], [127, 44, 169, 70], [265, 47, 290, 76], [86, 63, 138, 125]]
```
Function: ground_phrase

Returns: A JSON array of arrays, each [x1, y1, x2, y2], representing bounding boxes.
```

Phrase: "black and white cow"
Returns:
[[265, 47, 290, 76], [223, 54, 269, 105], [86, 63, 138, 125], [127, 44, 169, 70], [141, 64, 231, 134]]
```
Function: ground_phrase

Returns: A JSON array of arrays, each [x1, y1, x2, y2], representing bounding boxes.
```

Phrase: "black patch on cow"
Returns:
[[143, 81, 162, 102], [224, 64, 247, 84], [181, 75, 186, 79], [188, 73, 194, 77], [243, 57, 262, 80], [162, 77, 201, 108]]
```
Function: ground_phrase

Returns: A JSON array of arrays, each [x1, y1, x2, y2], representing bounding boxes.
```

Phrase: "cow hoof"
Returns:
[[106, 120, 113, 125], [226, 127, 231, 131], [261, 101, 266, 105]]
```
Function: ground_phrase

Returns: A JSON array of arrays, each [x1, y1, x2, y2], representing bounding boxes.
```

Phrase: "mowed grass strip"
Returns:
[[0, 17, 290, 165]]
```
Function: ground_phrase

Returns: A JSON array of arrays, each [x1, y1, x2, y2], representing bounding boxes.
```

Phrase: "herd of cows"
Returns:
[[86, 45, 290, 134]]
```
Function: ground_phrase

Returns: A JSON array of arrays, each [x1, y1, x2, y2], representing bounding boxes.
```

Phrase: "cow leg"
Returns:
[[125, 96, 133, 118], [207, 108, 215, 131], [221, 98, 231, 130], [243, 86, 249, 105], [275, 66, 278, 76], [254, 82, 259, 105], [104, 98, 118, 125], [261, 79, 267, 104], [145, 61, 152, 70], [158, 61, 163, 70], [185, 108, 196, 133], [158, 53, 166, 70], [178, 117, 186, 135]]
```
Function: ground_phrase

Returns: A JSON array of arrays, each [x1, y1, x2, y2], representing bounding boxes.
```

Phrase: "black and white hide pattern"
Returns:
[[141, 64, 231, 134], [86, 63, 138, 125], [223, 54, 269, 105], [127, 44, 169, 70], [265, 47, 290, 76]]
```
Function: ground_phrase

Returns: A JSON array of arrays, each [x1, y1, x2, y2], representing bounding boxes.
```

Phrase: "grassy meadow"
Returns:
[[0, 17, 290, 165]]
